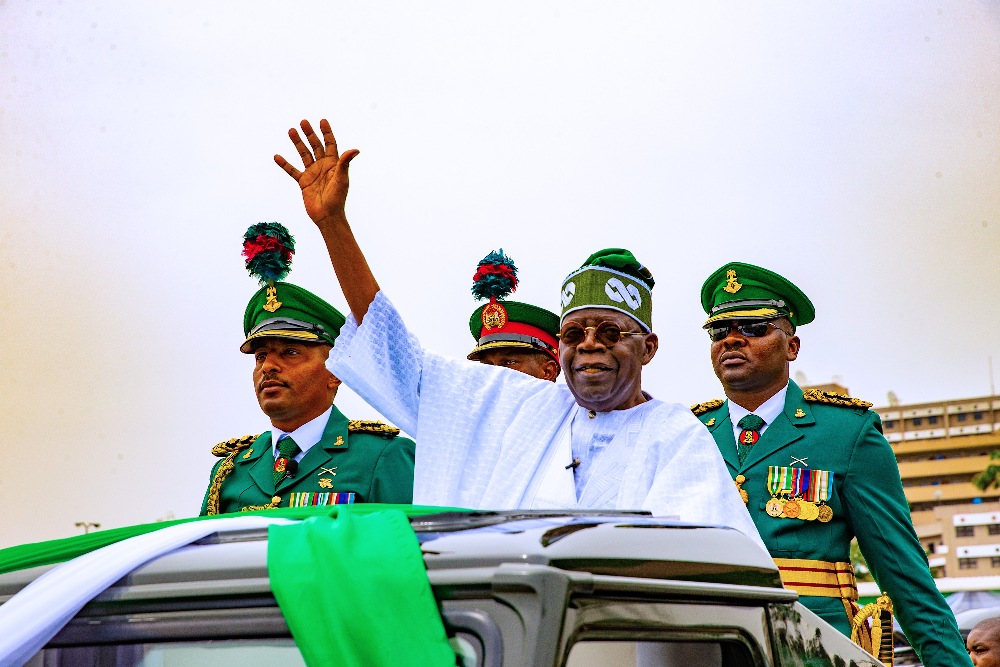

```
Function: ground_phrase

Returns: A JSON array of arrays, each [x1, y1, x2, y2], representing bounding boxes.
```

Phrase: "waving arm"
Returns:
[[274, 119, 379, 323]]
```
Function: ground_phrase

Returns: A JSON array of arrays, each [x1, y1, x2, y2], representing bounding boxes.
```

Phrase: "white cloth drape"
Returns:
[[328, 292, 766, 552], [0, 516, 296, 667]]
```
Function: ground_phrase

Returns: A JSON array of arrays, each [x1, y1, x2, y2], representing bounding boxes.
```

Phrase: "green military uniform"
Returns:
[[199, 222, 415, 515], [199, 406, 414, 515], [695, 262, 969, 667]]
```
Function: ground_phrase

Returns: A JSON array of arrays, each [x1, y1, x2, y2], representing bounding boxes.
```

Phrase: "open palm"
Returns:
[[274, 119, 359, 226]]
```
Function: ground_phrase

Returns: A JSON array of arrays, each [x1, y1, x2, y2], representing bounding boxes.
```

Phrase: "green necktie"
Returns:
[[273, 435, 302, 487], [736, 414, 766, 466]]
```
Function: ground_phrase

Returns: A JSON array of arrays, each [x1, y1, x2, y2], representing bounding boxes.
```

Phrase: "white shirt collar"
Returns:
[[271, 405, 334, 462], [728, 381, 788, 440]]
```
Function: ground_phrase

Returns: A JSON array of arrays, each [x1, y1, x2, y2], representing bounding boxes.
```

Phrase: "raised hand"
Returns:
[[274, 119, 359, 227]]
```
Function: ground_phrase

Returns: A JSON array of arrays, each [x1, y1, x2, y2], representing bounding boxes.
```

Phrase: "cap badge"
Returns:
[[263, 282, 282, 313], [482, 301, 508, 331], [723, 269, 743, 294]]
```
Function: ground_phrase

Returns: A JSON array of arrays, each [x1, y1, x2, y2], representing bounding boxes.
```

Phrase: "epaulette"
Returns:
[[348, 420, 401, 437], [802, 389, 872, 410], [211, 433, 262, 457], [691, 399, 724, 416]]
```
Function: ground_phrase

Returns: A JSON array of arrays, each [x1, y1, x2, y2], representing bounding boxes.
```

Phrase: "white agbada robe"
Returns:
[[329, 291, 766, 551]]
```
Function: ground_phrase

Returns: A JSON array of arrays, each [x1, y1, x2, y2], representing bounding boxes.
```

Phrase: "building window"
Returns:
[[928, 415, 939, 425], [958, 413, 968, 422], [913, 417, 923, 427], [975, 412, 984, 421], [884, 420, 896, 429], [960, 558, 979, 570], [989, 524, 1000, 535], [992, 557, 1000, 568], [927, 543, 936, 554], [956, 525, 976, 538]]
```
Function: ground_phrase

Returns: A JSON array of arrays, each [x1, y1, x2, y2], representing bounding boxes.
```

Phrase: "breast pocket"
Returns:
[[756, 499, 801, 555]]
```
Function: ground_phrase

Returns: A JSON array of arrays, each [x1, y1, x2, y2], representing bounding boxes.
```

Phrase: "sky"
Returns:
[[0, 1, 997, 547]]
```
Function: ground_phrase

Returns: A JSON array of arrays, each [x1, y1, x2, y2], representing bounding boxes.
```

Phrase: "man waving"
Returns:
[[272, 118, 764, 548]]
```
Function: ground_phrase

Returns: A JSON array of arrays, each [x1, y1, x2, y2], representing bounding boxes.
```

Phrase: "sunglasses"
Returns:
[[707, 321, 787, 343], [558, 321, 646, 347]]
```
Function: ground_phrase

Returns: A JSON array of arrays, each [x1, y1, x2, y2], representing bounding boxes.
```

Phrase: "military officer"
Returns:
[[466, 249, 560, 382], [199, 223, 415, 515], [692, 262, 969, 667]]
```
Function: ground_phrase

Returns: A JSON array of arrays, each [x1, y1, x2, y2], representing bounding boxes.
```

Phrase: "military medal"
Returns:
[[766, 497, 783, 517], [765, 467, 785, 517], [799, 501, 820, 521], [811, 469, 834, 522], [796, 469, 820, 521], [786, 467, 809, 518], [783, 499, 801, 519]]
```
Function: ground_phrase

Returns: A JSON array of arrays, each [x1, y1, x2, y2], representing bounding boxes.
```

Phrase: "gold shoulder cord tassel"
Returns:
[[842, 594, 894, 666], [205, 452, 239, 516], [240, 496, 282, 512], [205, 434, 260, 516]]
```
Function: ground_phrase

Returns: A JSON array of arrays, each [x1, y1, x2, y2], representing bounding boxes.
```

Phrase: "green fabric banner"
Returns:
[[0, 505, 461, 577], [267, 509, 456, 667]]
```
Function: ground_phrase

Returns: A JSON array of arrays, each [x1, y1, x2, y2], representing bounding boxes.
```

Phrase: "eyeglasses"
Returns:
[[707, 321, 788, 343], [558, 321, 646, 347]]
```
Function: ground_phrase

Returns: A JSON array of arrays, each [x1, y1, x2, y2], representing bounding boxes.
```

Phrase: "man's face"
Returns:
[[710, 317, 799, 393], [968, 623, 1000, 666], [252, 338, 340, 427], [559, 307, 657, 412], [477, 348, 560, 382]]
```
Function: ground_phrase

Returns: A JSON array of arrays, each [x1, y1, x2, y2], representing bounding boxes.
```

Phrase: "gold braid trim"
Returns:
[[802, 389, 873, 410], [348, 420, 400, 436], [842, 594, 894, 666], [691, 399, 724, 416], [205, 434, 262, 516], [241, 496, 282, 512], [211, 433, 261, 457]]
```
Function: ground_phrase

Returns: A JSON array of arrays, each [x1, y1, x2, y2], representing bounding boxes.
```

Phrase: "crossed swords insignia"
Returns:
[[319, 466, 337, 476], [790, 456, 808, 467]]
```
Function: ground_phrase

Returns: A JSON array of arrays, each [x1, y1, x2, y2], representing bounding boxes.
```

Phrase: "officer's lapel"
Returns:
[[783, 381, 816, 429], [277, 405, 349, 491], [705, 403, 738, 471], [245, 432, 277, 496], [739, 387, 807, 471]]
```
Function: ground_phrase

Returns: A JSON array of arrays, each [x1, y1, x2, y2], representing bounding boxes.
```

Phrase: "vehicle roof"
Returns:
[[955, 605, 1000, 632], [0, 511, 785, 605]]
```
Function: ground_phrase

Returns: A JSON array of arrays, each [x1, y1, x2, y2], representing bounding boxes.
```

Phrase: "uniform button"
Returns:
[[588, 410, 596, 419]]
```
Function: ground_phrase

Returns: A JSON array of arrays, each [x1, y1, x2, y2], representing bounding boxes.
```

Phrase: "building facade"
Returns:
[[871, 392, 1000, 578]]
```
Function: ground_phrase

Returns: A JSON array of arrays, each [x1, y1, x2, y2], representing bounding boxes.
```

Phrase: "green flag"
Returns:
[[267, 509, 456, 667]]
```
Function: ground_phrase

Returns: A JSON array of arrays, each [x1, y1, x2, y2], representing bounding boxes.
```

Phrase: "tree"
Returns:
[[972, 450, 1000, 492]]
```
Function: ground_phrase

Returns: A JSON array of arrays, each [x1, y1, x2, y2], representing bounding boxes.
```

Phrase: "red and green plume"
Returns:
[[471, 249, 518, 302], [243, 222, 295, 285]]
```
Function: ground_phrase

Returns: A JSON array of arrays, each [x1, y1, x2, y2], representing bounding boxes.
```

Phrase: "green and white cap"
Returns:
[[560, 248, 654, 332]]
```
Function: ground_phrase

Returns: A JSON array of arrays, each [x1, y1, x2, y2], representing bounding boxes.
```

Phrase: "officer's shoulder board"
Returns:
[[348, 419, 401, 437], [211, 433, 262, 457], [691, 399, 724, 416], [802, 389, 873, 411]]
